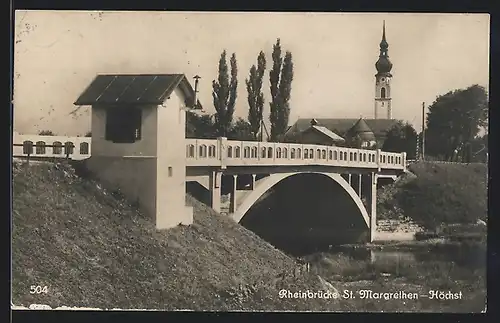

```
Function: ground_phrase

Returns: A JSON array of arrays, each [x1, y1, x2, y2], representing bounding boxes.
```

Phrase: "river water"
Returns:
[[324, 241, 487, 269]]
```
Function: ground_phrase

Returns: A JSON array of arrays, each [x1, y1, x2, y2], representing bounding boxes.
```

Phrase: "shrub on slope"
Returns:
[[12, 161, 339, 311], [379, 162, 487, 229]]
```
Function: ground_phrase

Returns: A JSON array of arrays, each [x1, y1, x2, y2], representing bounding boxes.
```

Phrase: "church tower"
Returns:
[[374, 21, 393, 119]]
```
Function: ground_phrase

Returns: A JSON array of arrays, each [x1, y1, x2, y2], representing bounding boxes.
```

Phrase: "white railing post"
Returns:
[[218, 137, 227, 169], [194, 140, 199, 160], [402, 152, 407, 170], [376, 149, 381, 171]]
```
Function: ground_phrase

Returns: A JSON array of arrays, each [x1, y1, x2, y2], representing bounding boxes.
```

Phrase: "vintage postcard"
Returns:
[[12, 11, 489, 312]]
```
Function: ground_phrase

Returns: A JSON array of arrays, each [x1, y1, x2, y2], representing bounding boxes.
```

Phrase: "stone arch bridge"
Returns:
[[185, 138, 406, 242], [13, 134, 406, 242]]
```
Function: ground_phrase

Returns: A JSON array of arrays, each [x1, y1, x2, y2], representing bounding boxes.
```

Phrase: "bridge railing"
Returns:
[[12, 135, 92, 161], [185, 138, 406, 170]]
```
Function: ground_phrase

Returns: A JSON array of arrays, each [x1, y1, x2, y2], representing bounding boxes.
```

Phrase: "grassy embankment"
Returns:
[[12, 160, 486, 312]]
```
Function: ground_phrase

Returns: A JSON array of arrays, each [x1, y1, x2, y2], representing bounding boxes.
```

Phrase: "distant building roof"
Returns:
[[73, 74, 202, 108], [286, 118, 400, 139], [310, 125, 345, 142]]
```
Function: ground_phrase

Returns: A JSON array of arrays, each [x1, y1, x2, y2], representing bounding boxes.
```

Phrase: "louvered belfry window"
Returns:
[[105, 106, 142, 143]]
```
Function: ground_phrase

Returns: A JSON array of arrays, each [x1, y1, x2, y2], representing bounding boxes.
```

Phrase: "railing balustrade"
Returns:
[[13, 134, 406, 170], [185, 138, 406, 170], [13, 135, 92, 161]]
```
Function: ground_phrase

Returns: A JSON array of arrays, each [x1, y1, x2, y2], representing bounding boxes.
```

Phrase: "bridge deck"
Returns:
[[185, 138, 406, 170], [12, 135, 406, 171]]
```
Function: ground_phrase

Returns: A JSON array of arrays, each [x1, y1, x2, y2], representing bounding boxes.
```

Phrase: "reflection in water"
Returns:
[[328, 242, 486, 270]]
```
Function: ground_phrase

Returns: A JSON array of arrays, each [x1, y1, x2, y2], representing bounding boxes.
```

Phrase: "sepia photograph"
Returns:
[[12, 11, 489, 312]]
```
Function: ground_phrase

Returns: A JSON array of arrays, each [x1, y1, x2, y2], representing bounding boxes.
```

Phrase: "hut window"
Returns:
[[105, 107, 142, 143]]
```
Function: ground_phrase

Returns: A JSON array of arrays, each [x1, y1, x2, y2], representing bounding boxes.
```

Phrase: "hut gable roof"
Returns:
[[74, 74, 202, 109]]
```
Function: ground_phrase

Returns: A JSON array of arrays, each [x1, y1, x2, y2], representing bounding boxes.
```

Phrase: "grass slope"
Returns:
[[12, 161, 334, 311], [377, 162, 487, 229]]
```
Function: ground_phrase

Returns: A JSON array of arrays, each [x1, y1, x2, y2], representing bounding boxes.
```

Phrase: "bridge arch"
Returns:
[[232, 172, 370, 227]]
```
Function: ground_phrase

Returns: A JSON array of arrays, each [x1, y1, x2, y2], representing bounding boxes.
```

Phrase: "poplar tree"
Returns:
[[269, 39, 294, 142], [212, 50, 238, 137], [246, 51, 267, 141]]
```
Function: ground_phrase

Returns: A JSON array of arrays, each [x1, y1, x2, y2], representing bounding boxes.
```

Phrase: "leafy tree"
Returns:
[[246, 51, 267, 141], [38, 130, 55, 136], [425, 84, 488, 162], [212, 50, 238, 137], [382, 121, 418, 159], [227, 118, 254, 141], [269, 39, 294, 142], [186, 111, 217, 139]]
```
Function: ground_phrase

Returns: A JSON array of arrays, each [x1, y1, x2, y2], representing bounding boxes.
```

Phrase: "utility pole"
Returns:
[[193, 75, 201, 109], [260, 119, 264, 142], [421, 102, 426, 161]]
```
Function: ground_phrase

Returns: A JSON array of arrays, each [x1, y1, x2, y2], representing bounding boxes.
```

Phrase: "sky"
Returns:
[[13, 11, 490, 136]]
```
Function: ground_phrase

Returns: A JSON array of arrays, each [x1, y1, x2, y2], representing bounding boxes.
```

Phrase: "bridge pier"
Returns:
[[357, 173, 362, 197], [209, 170, 222, 213], [368, 172, 378, 242], [229, 174, 238, 213], [250, 174, 256, 190]]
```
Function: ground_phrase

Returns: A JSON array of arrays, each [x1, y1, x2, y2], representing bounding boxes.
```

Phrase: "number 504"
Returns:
[[30, 285, 48, 294]]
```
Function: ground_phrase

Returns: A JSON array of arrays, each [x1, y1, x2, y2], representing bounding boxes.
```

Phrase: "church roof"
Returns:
[[349, 118, 372, 133], [309, 125, 345, 142], [286, 118, 400, 139], [345, 118, 376, 140], [74, 74, 202, 108]]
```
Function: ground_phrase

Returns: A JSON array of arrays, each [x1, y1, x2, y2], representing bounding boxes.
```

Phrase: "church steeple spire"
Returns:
[[381, 20, 387, 45], [374, 20, 393, 120], [376, 20, 392, 74]]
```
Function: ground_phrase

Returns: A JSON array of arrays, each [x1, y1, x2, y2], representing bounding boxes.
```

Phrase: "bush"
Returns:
[[395, 162, 487, 229]]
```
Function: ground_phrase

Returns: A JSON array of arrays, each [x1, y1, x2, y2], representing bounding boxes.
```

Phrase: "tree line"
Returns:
[[422, 84, 488, 163], [373, 84, 488, 163], [186, 38, 294, 142]]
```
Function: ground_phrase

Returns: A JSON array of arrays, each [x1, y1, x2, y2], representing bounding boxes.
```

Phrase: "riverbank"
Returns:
[[302, 236, 486, 312], [307, 252, 485, 312]]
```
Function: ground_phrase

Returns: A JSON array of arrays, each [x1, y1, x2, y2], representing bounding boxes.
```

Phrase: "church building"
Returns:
[[285, 21, 402, 148]]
